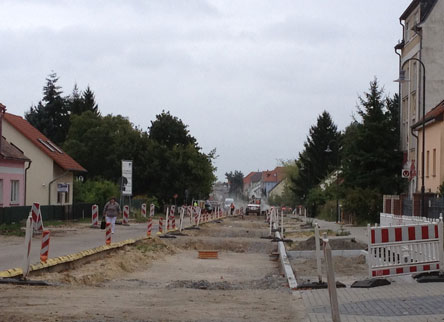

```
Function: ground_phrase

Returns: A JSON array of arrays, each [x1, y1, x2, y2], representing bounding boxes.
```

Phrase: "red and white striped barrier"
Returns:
[[147, 217, 153, 237], [141, 203, 147, 218], [91, 204, 99, 227], [170, 206, 176, 230], [166, 207, 170, 231], [22, 215, 33, 279], [123, 205, 130, 226], [31, 202, 44, 233], [105, 223, 112, 245], [158, 217, 164, 234], [150, 204, 155, 217], [40, 230, 50, 262], [179, 207, 185, 232], [368, 220, 444, 277]]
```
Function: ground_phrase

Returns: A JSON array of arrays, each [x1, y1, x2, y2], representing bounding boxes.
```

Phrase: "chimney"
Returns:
[[0, 103, 6, 155]]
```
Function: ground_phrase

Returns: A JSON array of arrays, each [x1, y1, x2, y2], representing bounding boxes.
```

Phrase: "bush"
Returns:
[[342, 187, 381, 224], [74, 178, 120, 207]]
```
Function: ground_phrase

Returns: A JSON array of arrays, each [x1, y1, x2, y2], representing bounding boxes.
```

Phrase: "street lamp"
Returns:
[[395, 57, 426, 217], [325, 142, 340, 223]]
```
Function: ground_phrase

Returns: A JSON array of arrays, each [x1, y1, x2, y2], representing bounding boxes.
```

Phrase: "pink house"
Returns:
[[0, 103, 30, 207]]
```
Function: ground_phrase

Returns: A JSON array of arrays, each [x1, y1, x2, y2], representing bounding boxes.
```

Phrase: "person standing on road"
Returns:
[[103, 197, 121, 234], [230, 203, 235, 216]]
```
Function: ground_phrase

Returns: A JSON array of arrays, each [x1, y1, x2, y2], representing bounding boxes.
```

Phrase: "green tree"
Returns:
[[68, 84, 100, 116], [149, 110, 196, 148], [291, 111, 341, 204], [25, 72, 70, 145], [341, 79, 403, 194], [225, 170, 244, 198]]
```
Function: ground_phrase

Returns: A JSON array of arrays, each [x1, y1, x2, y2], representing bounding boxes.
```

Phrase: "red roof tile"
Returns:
[[412, 99, 444, 130], [1, 137, 30, 161], [4, 113, 86, 172]]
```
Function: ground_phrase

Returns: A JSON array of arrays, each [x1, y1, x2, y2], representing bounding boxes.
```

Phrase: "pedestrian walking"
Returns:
[[103, 197, 121, 234], [230, 203, 235, 216]]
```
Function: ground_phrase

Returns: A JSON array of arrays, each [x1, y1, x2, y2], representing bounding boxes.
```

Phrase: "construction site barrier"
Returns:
[[40, 230, 50, 262], [105, 223, 112, 245], [22, 215, 33, 279], [91, 204, 99, 227], [380, 213, 440, 227], [368, 219, 444, 277], [123, 205, 130, 226], [149, 204, 155, 217], [141, 203, 147, 218], [32, 202, 44, 233], [158, 217, 163, 234], [147, 217, 153, 237], [170, 206, 176, 230]]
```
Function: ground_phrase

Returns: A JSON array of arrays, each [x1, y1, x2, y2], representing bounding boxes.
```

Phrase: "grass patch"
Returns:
[[0, 222, 24, 236]]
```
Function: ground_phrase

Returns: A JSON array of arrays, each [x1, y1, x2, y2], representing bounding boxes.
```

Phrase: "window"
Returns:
[[426, 150, 430, 177], [433, 149, 437, 177], [57, 184, 70, 204], [10, 180, 19, 204]]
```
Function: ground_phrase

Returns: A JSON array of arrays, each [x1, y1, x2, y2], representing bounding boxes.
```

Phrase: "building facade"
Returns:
[[2, 111, 86, 206], [396, 0, 444, 194]]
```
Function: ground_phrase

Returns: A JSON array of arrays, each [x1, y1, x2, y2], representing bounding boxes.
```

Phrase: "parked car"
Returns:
[[245, 203, 261, 216]]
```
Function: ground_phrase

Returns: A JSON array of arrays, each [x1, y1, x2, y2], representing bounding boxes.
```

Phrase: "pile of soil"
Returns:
[[34, 238, 176, 286], [288, 236, 366, 251], [167, 274, 289, 291]]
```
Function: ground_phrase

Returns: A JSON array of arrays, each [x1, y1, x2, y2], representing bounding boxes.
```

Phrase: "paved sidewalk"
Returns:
[[0, 220, 164, 271], [295, 215, 369, 244], [300, 282, 444, 321]]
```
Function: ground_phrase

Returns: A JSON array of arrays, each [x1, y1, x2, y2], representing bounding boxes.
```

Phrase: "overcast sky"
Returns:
[[0, 0, 411, 181]]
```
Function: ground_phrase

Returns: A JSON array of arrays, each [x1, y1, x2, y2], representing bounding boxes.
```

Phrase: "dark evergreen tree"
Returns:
[[25, 72, 70, 145], [291, 111, 341, 202], [341, 79, 403, 194], [81, 86, 100, 116], [225, 170, 244, 198]]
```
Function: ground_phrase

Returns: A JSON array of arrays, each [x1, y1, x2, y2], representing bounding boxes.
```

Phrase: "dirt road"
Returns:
[[0, 216, 306, 321]]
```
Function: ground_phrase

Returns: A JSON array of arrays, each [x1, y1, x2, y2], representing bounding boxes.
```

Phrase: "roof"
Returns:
[[412, 99, 444, 130], [1, 137, 30, 162], [3, 113, 86, 172], [400, 0, 438, 22]]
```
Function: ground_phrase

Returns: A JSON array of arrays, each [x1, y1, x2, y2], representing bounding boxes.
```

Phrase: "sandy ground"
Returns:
[[283, 217, 368, 286], [0, 217, 306, 321]]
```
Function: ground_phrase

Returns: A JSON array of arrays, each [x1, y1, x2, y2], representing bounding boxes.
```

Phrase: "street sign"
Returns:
[[121, 160, 132, 196], [57, 183, 69, 192], [401, 169, 410, 178]]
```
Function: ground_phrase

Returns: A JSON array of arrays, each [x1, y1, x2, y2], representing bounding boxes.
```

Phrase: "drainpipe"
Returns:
[[24, 161, 32, 205], [48, 171, 69, 205]]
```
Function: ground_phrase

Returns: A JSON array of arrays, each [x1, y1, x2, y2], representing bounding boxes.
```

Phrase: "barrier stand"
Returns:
[[147, 217, 153, 237], [166, 207, 170, 231], [269, 208, 274, 237], [193, 207, 198, 225], [281, 208, 284, 237], [105, 223, 112, 245], [22, 214, 33, 279], [91, 204, 99, 228], [40, 230, 50, 262], [170, 206, 176, 230], [179, 207, 185, 232], [122, 205, 130, 226], [150, 204, 155, 217], [323, 234, 341, 322], [157, 217, 164, 235], [196, 207, 202, 228], [141, 203, 147, 218], [32, 202, 44, 233], [314, 222, 322, 283]]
